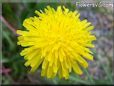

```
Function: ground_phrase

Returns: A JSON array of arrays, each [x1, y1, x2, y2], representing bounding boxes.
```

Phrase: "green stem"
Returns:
[[84, 69, 95, 84]]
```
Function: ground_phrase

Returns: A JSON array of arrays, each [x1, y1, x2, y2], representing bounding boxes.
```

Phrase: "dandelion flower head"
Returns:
[[17, 6, 96, 79]]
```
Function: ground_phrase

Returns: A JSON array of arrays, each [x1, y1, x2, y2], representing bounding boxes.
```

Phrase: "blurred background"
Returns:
[[1, 1, 114, 85]]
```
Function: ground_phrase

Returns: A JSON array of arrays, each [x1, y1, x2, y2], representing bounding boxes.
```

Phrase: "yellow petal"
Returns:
[[72, 60, 83, 75]]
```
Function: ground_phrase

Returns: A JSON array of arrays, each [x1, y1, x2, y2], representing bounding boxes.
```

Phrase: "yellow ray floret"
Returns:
[[17, 6, 96, 79]]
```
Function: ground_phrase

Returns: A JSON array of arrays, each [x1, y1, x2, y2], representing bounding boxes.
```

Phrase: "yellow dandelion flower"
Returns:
[[17, 6, 96, 79]]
